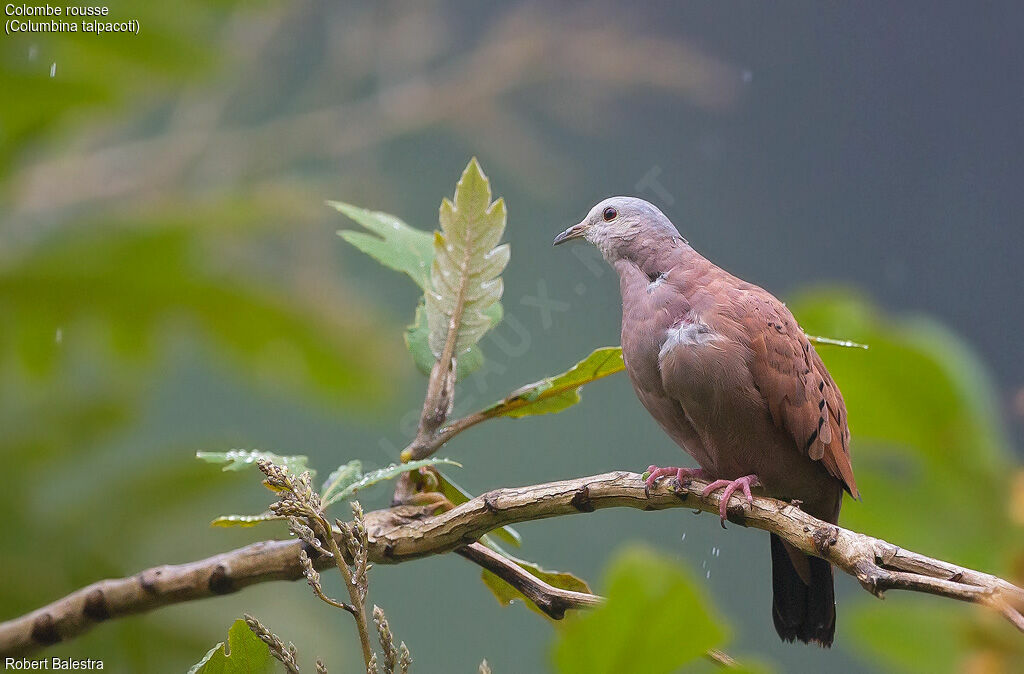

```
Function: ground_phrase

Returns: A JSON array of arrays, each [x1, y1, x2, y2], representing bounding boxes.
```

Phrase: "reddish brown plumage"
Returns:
[[556, 196, 858, 646]]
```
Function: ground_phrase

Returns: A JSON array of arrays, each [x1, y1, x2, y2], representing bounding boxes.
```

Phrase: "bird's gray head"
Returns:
[[553, 196, 682, 262]]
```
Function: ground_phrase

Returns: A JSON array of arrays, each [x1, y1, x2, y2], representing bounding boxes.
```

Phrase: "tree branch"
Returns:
[[2, 472, 1021, 657], [454, 542, 604, 619]]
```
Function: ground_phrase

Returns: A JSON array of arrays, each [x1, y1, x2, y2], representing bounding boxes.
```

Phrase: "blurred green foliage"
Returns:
[[792, 289, 1024, 671], [0, 0, 254, 179], [550, 546, 728, 674]]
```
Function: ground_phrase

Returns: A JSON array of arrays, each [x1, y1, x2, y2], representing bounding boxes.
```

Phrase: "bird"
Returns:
[[553, 196, 858, 647]]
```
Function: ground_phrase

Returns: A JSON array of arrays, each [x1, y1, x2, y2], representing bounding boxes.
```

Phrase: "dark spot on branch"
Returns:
[[383, 543, 395, 559], [482, 496, 498, 514], [812, 526, 839, 555], [31, 614, 60, 645], [83, 590, 110, 622], [208, 564, 234, 595], [950, 571, 964, 583], [570, 486, 595, 512], [724, 505, 747, 526], [138, 570, 158, 595]]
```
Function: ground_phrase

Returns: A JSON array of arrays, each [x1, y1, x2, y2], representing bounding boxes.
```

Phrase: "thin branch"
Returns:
[[455, 542, 604, 619], [2, 472, 1021, 657]]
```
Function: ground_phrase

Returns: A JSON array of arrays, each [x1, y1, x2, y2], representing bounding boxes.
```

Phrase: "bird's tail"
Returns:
[[770, 533, 836, 647]]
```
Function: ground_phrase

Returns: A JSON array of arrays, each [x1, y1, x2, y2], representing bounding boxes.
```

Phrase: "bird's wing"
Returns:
[[744, 292, 859, 498]]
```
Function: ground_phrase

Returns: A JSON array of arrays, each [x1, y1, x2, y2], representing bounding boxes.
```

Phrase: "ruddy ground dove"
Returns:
[[554, 197, 859, 646]]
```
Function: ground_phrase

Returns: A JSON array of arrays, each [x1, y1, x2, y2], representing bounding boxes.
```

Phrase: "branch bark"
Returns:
[[2, 472, 1021, 657]]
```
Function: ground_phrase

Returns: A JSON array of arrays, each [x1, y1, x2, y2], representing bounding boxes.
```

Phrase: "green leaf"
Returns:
[[322, 458, 462, 508], [425, 158, 510, 358], [480, 544, 591, 617], [210, 513, 284, 528], [552, 546, 726, 674], [331, 201, 435, 289], [188, 619, 272, 674], [321, 459, 363, 504], [196, 450, 314, 479], [404, 302, 488, 380], [435, 471, 522, 547], [333, 191, 504, 381], [481, 347, 625, 419]]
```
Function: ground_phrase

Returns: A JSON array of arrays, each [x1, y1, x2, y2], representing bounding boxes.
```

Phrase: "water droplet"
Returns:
[[28, 44, 38, 61], [55, 328, 62, 344], [706, 570, 711, 579], [50, 62, 56, 78], [680, 532, 686, 543]]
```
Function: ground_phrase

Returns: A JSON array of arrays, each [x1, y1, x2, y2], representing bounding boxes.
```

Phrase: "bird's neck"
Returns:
[[612, 238, 709, 295]]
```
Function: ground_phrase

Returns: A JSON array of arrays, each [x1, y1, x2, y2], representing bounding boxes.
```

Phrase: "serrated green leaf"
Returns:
[[331, 201, 434, 289], [321, 459, 363, 504], [435, 470, 521, 547], [479, 544, 590, 618], [188, 619, 273, 674], [210, 512, 284, 528], [551, 546, 726, 674], [333, 194, 504, 380], [405, 301, 487, 380], [196, 450, 314, 479], [322, 458, 462, 508], [425, 158, 509, 358], [481, 347, 624, 419]]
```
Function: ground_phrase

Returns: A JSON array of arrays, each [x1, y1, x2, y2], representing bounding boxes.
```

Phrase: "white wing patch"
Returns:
[[658, 320, 722, 362]]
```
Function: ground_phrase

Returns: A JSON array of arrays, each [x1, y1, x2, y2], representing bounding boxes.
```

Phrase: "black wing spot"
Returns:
[[804, 428, 819, 451]]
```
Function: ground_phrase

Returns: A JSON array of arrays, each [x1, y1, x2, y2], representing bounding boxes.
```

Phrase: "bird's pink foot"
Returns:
[[644, 465, 707, 492], [701, 474, 759, 526]]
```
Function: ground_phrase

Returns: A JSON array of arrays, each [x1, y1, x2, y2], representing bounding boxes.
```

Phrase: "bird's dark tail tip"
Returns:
[[770, 533, 836, 647]]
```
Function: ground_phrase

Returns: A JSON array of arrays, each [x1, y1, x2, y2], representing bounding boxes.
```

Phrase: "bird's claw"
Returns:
[[701, 474, 759, 527], [644, 465, 706, 496]]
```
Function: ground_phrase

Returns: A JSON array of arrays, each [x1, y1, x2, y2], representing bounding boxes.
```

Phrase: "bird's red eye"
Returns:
[[603, 206, 617, 221]]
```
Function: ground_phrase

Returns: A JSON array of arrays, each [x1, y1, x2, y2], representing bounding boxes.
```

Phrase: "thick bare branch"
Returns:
[[2, 472, 1021, 657]]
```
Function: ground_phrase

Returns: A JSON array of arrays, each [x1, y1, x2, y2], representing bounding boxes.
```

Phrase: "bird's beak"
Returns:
[[553, 221, 589, 246]]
